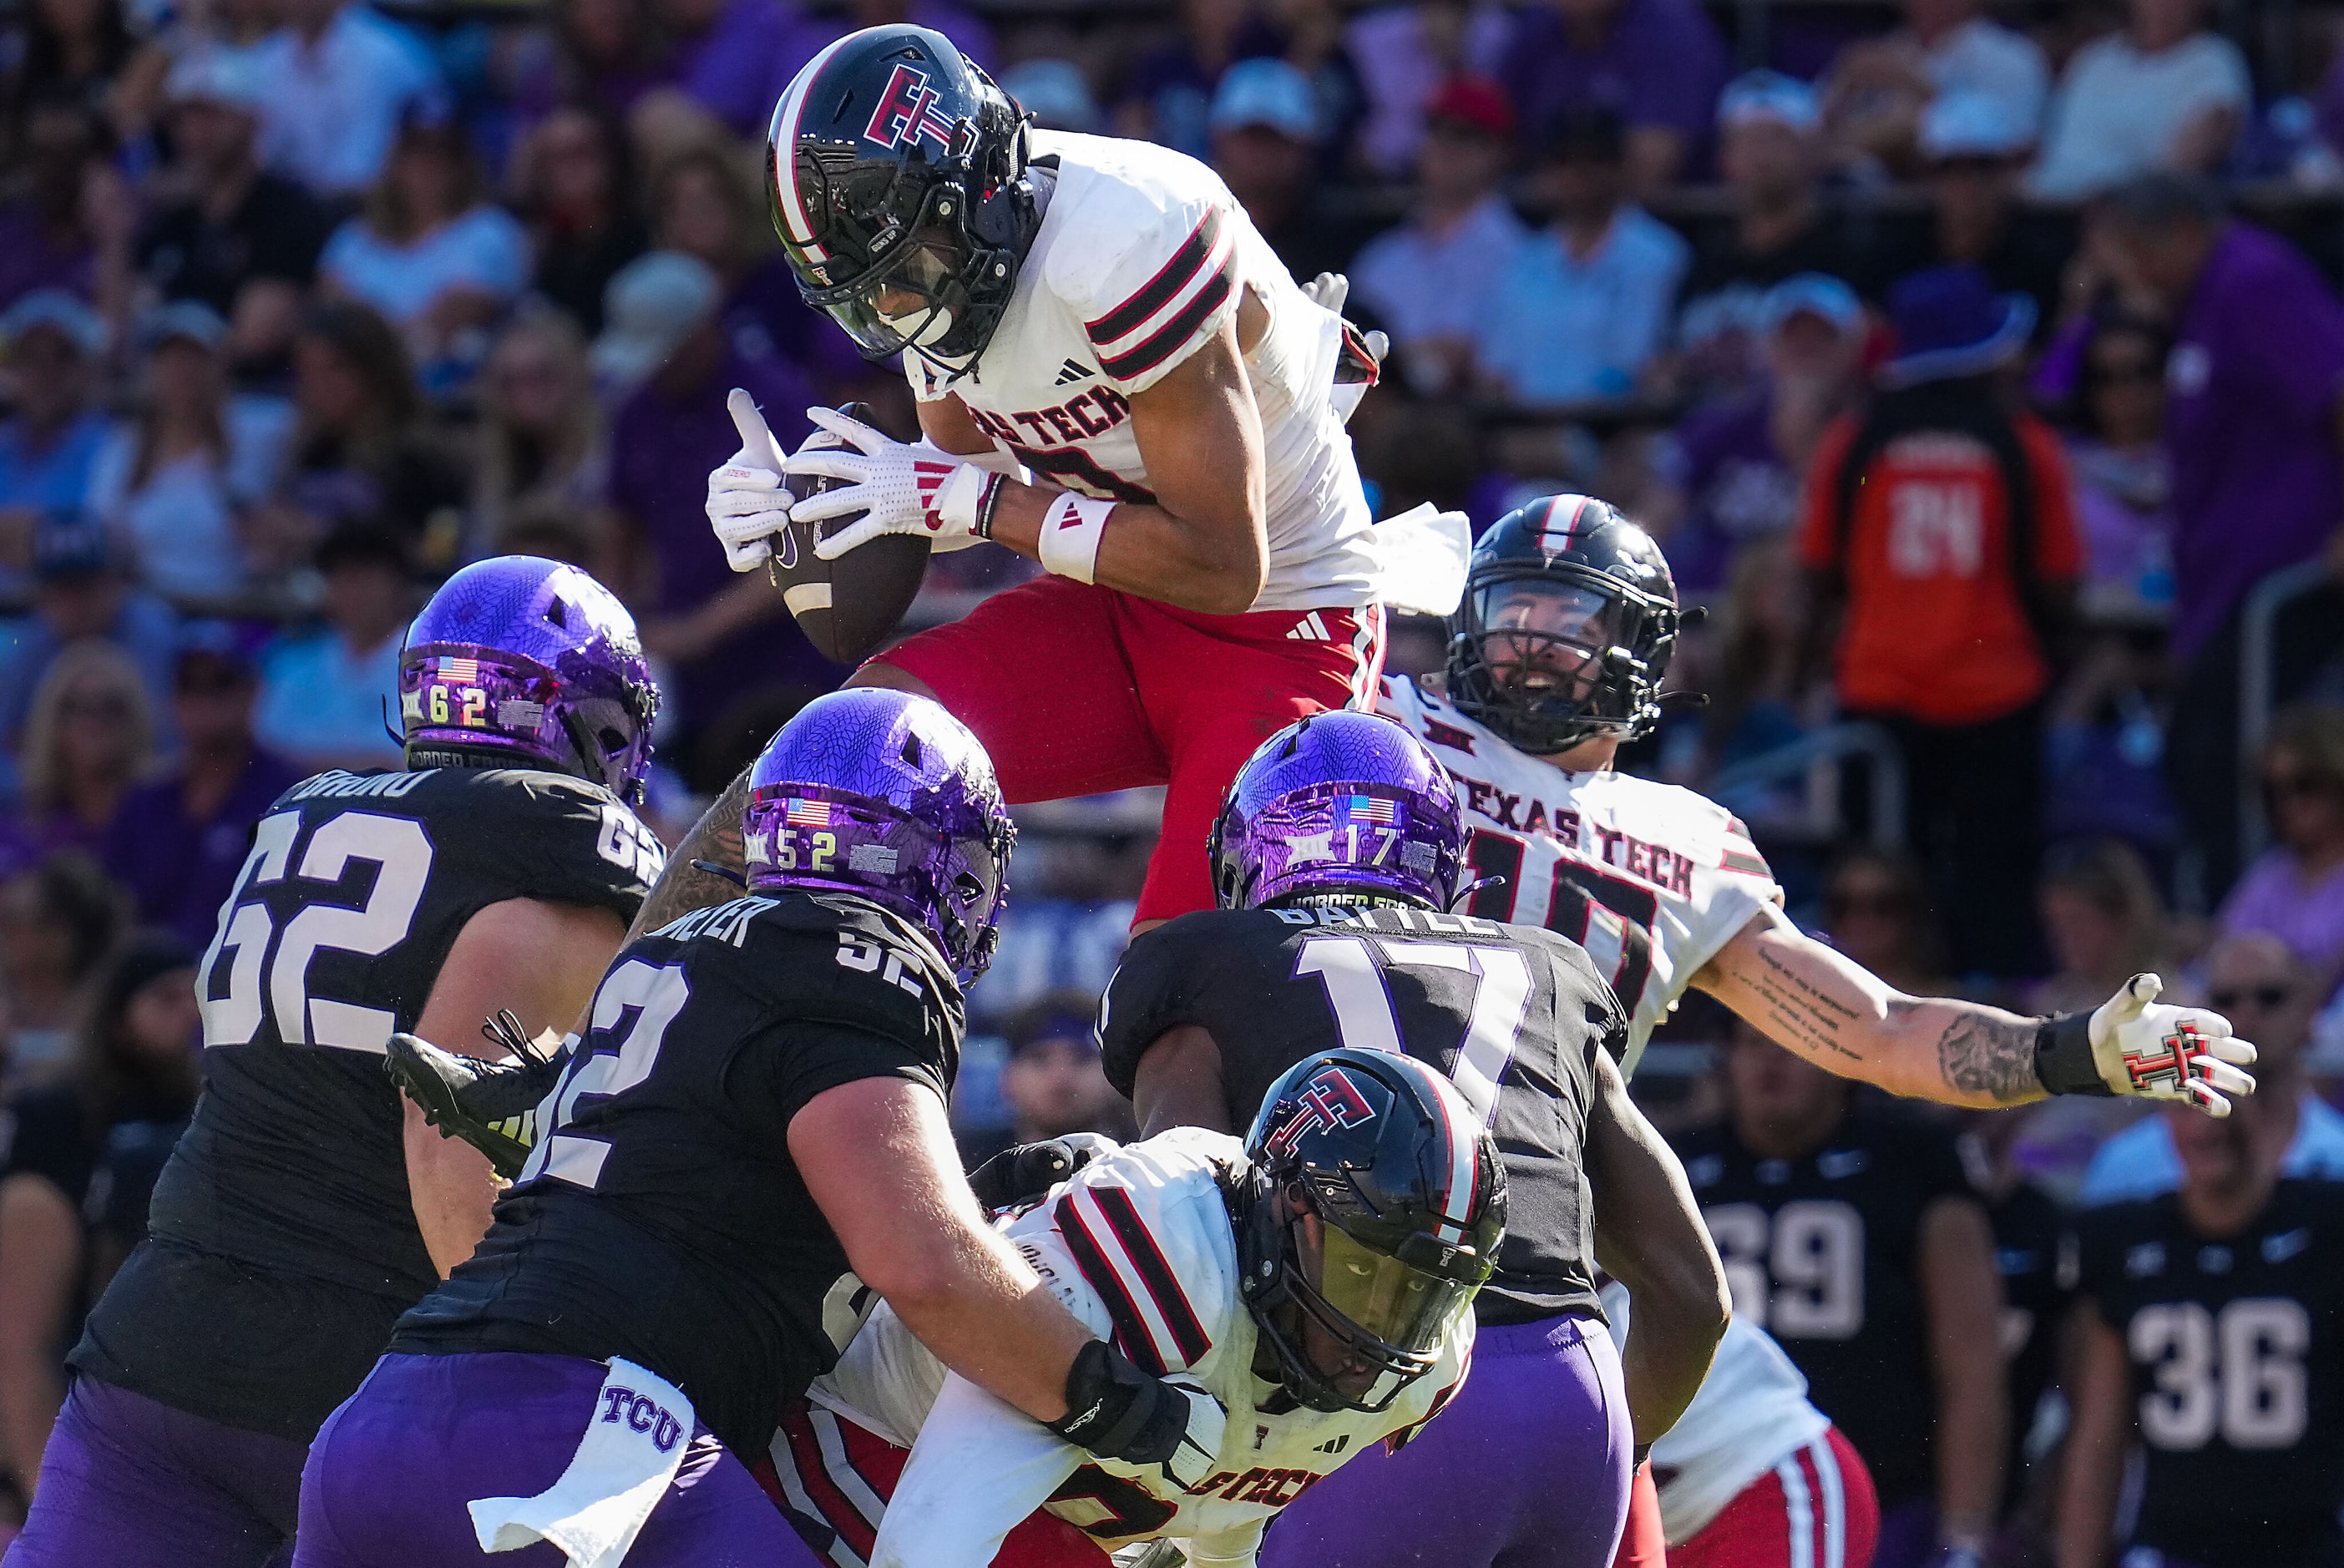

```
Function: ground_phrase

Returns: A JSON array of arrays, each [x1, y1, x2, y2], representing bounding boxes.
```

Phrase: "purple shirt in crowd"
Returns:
[[1496, 0, 1729, 149], [104, 749, 306, 952], [2220, 846, 2344, 974], [609, 344, 838, 730], [2164, 223, 2344, 659], [1652, 391, 1797, 594]]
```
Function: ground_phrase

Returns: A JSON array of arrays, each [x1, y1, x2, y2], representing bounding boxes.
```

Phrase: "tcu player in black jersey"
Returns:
[[2059, 1070, 2344, 1568], [1101, 709, 1731, 1568], [292, 690, 1223, 1568], [3, 556, 666, 1568], [1676, 1026, 2008, 1568]]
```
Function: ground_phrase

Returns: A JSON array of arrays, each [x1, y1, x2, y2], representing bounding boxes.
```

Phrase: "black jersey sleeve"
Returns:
[[728, 1020, 949, 1129], [448, 769, 664, 921], [1096, 913, 1223, 1099]]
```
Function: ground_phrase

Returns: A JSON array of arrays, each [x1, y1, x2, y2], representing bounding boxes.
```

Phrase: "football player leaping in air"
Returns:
[[692, 23, 1447, 933], [1166, 491, 2252, 1568]]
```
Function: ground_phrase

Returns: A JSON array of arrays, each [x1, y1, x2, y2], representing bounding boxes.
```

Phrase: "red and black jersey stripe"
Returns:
[[1097, 267, 1234, 382], [1086, 210, 1223, 346], [1056, 1193, 1167, 1374], [1092, 1187, 1213, 1365]]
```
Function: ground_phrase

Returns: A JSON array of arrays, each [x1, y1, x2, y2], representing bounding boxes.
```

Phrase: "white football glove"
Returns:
[[2089, 973, 2258, 1115], [1153, 1373, 1227, 1494], [706, 387, 792, 573], [785, 406, 995, 559], [1301, 271, 1348, 313]]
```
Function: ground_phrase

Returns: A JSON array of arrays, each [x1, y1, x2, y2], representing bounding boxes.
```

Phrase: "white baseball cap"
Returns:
[[1719, 69, 1820, 134], [1919, 89, 2028, 161], [1209, 58, 1321, 144]]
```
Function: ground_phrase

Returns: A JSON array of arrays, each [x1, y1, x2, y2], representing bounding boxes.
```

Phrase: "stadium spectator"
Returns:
[[73, 939, 203, 1297], [0, 291, 110, 600], [1823, 0, 2049, 178], [1, 641, 158, 880], [0, 521, 178, 774], [1343, 0, 1512, 178], [1821, 845, 1953, 996], [2027, 0, 2248, 200], [1471, 104, 1687, 407], [1496, 0, 1728, 192], [319, 120, 529, 385], [508, 0, 673, 129], [257, 301, 463, 568], [251, 524, 410, 773], [2090, 179, 2344, 898], [1879, 90, 2070, 332], [2031, 837, 2169, 1017], [2060, 1048, 2344, 1568], [590, 248, 716, 398], [1800, 266, 2081, 977], [468, 306, 608, 560], [0, 0, 134, 145], [1676, 72, 1855, 397], [995, 59, 1102, 134], [246, 0, 446, 200], [86, 303, 292, 605], [1650, 271, 1866, 594], [134, 50, 332, 382], [1695, 535, 1815, 786], [1681, 1023, 2007, 1568], [509, 105, 645, 337], [1349, 76, 1525, 397], [650, 0, 810, 136], [2058, 310, 2174, 624], [603, 250, 823, 763], [0, 932, 197, 1505], [1207, 58, 1371, 285], [0, 855, 124, 1086], [0, 98, 133, 324], [2080, 932, 2344, 1206], [1114, 0, 1285, 159], [103, 631, 298, 952], [1960, 1102, 2072, 1523], [966, 988, 1138, 1164], [2220, 706, 2344, 979]]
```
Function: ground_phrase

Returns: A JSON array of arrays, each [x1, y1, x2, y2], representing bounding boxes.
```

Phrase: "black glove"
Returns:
[[966, 1134, 1116, 1211], [1045, 1339, 1224, 1489]]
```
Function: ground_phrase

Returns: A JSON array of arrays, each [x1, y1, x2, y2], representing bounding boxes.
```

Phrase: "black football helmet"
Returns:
[[1238, 1049, 1503, 1414], [767, 24, 1040, 375], [1445, 493, 1683, 756]]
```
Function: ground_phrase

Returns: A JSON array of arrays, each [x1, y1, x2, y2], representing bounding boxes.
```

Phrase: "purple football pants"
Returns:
[[3, 1376, 306, 1568], [289, 1352, 820, 1568], [1263, 1312, 1633, 1568]]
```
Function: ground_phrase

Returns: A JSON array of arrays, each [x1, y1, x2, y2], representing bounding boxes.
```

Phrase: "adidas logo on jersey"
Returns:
[[1054, 358, 1091, 386], [1286, 611, 1333, 642]]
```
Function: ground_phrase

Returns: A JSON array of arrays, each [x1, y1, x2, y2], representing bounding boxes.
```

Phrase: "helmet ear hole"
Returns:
[[902, 732, 924, 768], [597, 726, 627, 756], [544, 597, 569, 630]]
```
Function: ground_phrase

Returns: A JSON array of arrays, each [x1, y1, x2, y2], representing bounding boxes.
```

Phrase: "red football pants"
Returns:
[[875, 577, 1385, 923], [1610, 1462, 1665, 1568], [1668, 1427, 1880, 1568], [757, 1401, 1110, 1568]]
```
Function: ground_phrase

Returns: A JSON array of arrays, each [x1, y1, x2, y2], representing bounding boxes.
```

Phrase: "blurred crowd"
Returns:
[[2, 0, 2344, 1546]]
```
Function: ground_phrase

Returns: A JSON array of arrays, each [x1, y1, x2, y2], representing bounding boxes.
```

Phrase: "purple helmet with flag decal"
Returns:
[[741, 688, 1015, 976], [399, 555, 658, 802], [1207, 710, 1464, 913]]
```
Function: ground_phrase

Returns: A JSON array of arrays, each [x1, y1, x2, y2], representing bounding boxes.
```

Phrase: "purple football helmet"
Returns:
[[742, 688, 1015, 976], [399, 556, 659, 803], [1208, 710, 1464, 912]]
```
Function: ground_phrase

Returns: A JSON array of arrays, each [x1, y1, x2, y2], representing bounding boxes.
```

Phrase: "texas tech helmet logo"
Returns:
[[1266, 1065, 1378, 1159], [864, 63, 972, 154]]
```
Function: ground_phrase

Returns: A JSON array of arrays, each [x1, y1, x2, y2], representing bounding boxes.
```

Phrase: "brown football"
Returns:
[[766, 402, 934, 666]]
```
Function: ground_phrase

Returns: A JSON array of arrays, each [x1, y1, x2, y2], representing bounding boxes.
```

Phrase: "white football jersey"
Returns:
[[1598, 1283, 1830, 1543], [1376, 675, 1781, 1070], [804, 1127, 1471, 1568], [907, 130, 1381, 613]]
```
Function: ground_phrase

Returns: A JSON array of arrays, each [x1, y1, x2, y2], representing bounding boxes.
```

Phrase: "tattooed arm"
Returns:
[[625, 766, 756, 943], [1691, 903, 2045, 1106]]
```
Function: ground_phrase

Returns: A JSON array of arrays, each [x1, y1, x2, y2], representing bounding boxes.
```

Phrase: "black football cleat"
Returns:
[[385, 1029, 565, 1181]]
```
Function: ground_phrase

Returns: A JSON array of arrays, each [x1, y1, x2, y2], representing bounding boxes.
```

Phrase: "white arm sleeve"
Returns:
[[867, 1371, 1086, 1568], [1183, 1519, 1267, 1568]]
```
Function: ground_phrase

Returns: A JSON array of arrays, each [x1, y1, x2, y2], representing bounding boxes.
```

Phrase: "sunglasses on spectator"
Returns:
[[2091, 360, 2160, 387], [2210, 984, 2293, 1011], [2266, 771, 2343, 801], [62, 694, 131, 720]]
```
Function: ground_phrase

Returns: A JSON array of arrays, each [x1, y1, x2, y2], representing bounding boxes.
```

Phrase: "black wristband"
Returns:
[[2035, 1010, 2114, 1097], [1046, 1339, 1183, 1464], [972, 472, 1005, 540]]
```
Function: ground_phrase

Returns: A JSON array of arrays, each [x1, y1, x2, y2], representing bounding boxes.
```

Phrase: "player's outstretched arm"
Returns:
[[2053, 1305, 2133, 1568], [1130, 1024, 1241, 1138], [1693, 904, 2257, 1112], [619, 767, 756, 944], [1586, 1049, 1730, 1448], [1918, 1191, 2009, 1557], [403, 898, 630, 1276], [907, 317, 1270, 616]]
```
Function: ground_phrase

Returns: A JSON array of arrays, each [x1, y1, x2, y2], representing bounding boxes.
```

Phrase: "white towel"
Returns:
[[468, 1359, 696, 1568], [1364, 503, 1473, 618]]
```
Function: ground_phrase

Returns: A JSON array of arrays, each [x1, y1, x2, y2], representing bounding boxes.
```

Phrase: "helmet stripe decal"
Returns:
[[1428, 1073, 1481, 1244], [772, 34, 858, 260]]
